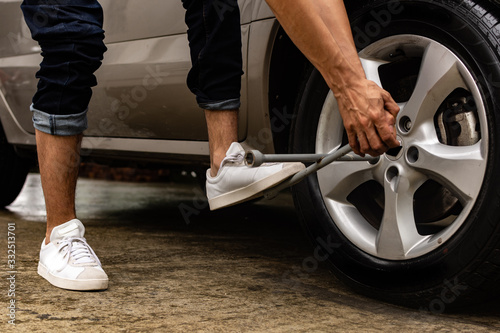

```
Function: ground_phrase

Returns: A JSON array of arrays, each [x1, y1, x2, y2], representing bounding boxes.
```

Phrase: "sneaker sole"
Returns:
[[38, 262, 108, 291], [208, 162, 305, 210]]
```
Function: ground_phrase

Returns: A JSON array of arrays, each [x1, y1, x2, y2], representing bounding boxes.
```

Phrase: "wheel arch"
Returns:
[[267, 26, 309, 154]]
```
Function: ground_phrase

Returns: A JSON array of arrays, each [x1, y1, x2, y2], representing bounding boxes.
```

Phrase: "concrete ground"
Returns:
[[1, 173, 500, 332]]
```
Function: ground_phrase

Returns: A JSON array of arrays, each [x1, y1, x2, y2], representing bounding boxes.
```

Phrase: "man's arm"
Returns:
[[265, 0, 400, 156]]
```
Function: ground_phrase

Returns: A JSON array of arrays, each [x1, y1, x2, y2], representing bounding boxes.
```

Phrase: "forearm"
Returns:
[[266, 0, 364, 94], [267, 0, 400, 156]]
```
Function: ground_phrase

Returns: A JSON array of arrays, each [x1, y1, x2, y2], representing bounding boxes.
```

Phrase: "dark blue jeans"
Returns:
[[21, 0, 243, 136], [21, 0, 106, 135], [182, 0, 243, 111]]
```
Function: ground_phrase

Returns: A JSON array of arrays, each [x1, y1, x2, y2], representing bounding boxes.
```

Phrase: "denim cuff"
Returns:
[[31, 104, 88, 136], [199, 98, 240, 111]]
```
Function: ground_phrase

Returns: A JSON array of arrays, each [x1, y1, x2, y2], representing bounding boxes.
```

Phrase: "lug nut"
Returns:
[[404, 119, 412, 131], [399, 116, 412, 133]]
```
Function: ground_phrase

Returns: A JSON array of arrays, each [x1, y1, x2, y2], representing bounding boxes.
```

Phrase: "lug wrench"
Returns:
[[244, 144, 379, 199]]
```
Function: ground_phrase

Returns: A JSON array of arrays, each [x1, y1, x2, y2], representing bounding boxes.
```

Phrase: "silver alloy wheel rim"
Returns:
[[316, 35, 489, 260]]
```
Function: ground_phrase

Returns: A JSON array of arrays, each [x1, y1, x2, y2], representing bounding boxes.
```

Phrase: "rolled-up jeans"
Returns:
[[21, 0, 106, 136], [182, 0, 243, 111]]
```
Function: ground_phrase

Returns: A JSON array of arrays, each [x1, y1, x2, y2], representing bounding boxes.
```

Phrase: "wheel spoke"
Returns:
[[318, 162, 375, 204], [360, 57, 387, 86], [376, 170, 428, 258], [400, 41, 467, 128], [409, 142, 485, 203]]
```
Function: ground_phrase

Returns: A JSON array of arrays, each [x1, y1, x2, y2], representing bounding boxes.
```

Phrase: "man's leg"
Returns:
[[22, 0, 108, 290], [36, 131, 81, 243], [183, 0, 305, 210], [205, 110, 238, 177], [182, 0, 241, 178]]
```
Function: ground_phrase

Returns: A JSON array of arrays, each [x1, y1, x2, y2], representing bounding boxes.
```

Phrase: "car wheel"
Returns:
[[290, 0, 500, 310], [0, 124, 30, 207]]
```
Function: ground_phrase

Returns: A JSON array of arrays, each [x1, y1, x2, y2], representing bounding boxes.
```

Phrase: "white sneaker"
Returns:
[[38, 219, 108, 291], [206, 142, 305, 210]]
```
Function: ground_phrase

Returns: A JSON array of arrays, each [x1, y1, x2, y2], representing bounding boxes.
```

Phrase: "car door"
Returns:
[[87, 0, 205, 141], [87, 0, 251, 141]]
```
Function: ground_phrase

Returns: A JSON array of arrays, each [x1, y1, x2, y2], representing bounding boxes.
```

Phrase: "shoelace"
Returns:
[[56, 237, 102, 268], [221, 151, 244, 166]]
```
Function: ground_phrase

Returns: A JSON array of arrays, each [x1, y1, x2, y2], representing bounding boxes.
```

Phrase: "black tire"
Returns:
[[0, 124, 30, 207], [291, 0, 500, 311]]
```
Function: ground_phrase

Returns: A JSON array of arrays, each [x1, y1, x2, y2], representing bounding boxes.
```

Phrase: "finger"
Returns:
[[385, 102, 400, 118], [365, 126, 389, 156], [346, 129, 362, 156], [356, 131, 374, 156], [382, 91, 400, 117], [375, 121, 399, 148], [385, 103, 400, 118]]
